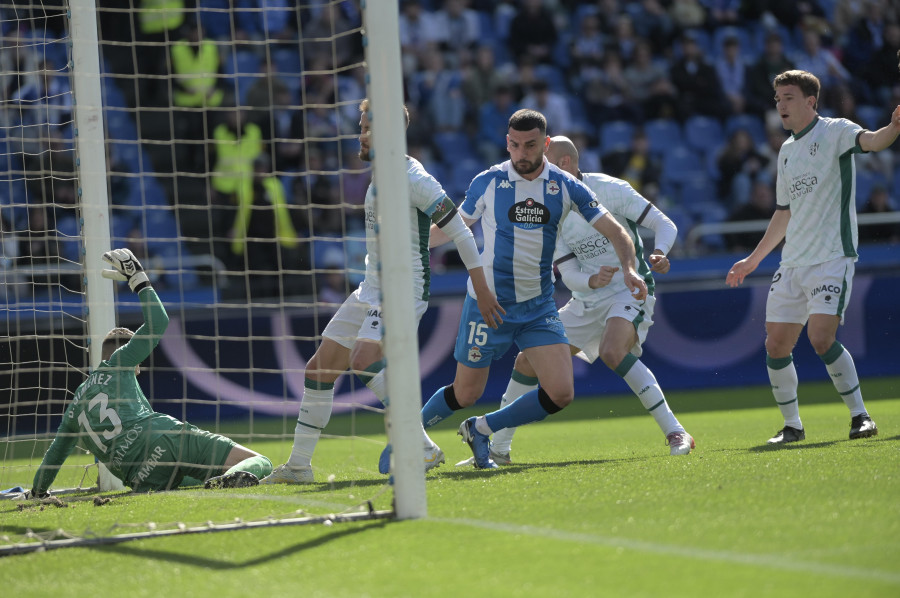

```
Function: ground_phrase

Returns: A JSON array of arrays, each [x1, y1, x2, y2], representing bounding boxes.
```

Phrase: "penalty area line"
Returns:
[[432, 517, 900, 585]]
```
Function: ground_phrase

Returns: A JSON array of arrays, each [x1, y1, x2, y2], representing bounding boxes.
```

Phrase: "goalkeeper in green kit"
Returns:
[[31, 248, 273, 496]]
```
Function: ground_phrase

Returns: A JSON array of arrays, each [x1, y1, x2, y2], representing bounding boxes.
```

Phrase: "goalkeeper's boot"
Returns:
[[259, 463, 315, 485], [665, 431, 695, 455], [767, 425, 805, 444], [849, 413, 878, 439], [455, 447, 511, 467], [458, 417, 498, 469], [204, 470, 259, 489], [378, 444, 446, 474]]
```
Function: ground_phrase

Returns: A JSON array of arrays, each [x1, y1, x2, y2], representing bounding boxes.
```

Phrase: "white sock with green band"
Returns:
[[820, 341, 867, 416], [767, 354, 802, 429], [289, 378, 334, 468], [616, 354, 682, 436]]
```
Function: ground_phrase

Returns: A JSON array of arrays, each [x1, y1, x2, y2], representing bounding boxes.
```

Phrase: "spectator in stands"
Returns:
[[626, 0, 674, 54], [520, 79, 572, 136], [0, 27, 39, 107], [136, 0, 186, 107], [757, 119, 789, 184], [581, 50, 638, 126], [669, 30, 729, 122], [227, 155, 308, 300], [569, 10, 605, 75], [170, 20, 224, 151], [210, 106, 264, 207], [860, 184, 900, 244], [668, 0, 707, 31], [609, 14, 640, 63], [507, 0, 558, 64], [745, 30, 795, 118], [705, 0, 741, 29], [840, 0, 889, 79], [476, 82, 518, 163], [399, 0, 443, 75], [715, 31, 748, 116], [461, 44, 504, 117], [716, 128, 769, 206], [623, 39, 678, 121], [300, 2, 361, 71], [244, 57, 291, 143], [411, 47, 467, 133], [792, 26, 851, 97], [434, 0, 481, 61], [725, 180, 776, 252], [833, 0, 871, 43], [602, 128, 662, 195], [864, 22, 900, 105]]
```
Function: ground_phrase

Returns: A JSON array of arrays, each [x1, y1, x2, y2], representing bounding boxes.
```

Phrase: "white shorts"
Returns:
[[766, 257, 855, 325], [559, 291, 656, 364], [322, 280, 428, 349]]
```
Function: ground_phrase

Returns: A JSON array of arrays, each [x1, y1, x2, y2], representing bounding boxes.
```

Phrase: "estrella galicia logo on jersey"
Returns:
[[498, 179, 513, 189], [509, 198, 550, 229], [468, 346, 482, 363], [367, 307, 382, 328], [809, 142, 818, 157], [546, 180, 560, 195]]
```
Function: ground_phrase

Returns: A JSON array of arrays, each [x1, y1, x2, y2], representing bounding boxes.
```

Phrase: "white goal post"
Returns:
[[361, 0, 427, 520]]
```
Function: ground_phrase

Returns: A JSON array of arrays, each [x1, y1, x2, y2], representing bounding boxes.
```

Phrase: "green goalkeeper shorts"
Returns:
[[122, 418, 237, 492]]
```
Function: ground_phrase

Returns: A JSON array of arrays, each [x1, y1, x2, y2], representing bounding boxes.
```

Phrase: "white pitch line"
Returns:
[[432, 517, 900, 585]]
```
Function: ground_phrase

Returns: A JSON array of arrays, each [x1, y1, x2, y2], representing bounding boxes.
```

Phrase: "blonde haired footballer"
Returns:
[[727, 70, 900, 443]]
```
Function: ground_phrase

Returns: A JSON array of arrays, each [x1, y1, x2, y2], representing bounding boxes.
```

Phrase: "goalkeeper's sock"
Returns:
[[226, 455, 273, 479], [820, 342, 867, 416], [421, 385, 462, 429], [616, 354, 683, 436], [288, 379, 335, 467], [767, 354, 802, 429], [483, 388, 560, 433], [491, 370, 538, 453]]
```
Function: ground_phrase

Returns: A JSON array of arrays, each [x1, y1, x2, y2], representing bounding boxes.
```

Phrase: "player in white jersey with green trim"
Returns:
[[727, 70, 900, 444], [262, 99, 501, 484], [31, 249, 273, 496], [471, 136, 693, 465]]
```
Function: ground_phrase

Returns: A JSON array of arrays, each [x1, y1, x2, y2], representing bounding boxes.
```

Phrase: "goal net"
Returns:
[[1, 0, 424, 553]]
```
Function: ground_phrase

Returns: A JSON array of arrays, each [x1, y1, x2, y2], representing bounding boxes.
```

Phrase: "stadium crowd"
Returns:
[[1, 0, 899, 300]]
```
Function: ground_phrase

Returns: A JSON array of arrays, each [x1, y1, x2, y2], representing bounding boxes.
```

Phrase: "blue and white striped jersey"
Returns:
[[460, 157, 605, 305]]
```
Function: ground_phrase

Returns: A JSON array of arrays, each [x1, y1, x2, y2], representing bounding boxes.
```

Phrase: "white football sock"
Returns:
[[822, 343, 867, 416], [491, 373, 537, 453], [619, 357, 682, 436], [288, 384, 334, 468], [767, 355, 802, 429]]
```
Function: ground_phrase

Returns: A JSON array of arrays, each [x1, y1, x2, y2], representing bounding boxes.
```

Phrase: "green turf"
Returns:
[[2, 380, 899, 597]]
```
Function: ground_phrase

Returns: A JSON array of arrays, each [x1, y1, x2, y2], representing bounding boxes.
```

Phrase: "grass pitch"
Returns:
[[2, 379, 899, 597]]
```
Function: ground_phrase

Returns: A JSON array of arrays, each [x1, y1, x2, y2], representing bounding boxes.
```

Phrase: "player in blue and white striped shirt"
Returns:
[[420, 109, 648, 469]]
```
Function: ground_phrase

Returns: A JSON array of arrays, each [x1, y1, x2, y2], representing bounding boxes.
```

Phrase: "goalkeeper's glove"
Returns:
[[101, 248, 151, 293]]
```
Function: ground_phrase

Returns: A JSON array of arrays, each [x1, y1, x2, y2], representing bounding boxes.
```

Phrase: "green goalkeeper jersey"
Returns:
[[32, 287, 171, 494]]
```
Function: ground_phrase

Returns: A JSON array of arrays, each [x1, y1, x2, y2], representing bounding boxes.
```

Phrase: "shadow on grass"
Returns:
[[436, 456, 655, 480], [90, 519, 389, 568], [747, 440, 841, 452]]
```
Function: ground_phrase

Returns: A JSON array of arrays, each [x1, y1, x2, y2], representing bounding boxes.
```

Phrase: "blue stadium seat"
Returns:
[[684, 115, 724, 156], [645, 119, 684, 156], [434, 131, 474, 164], [679, 174, 721, 214], [856, 105, 884, 130], [724, 114, 766, 147], [222, 49, 262, 105], [599, 120, 635, 154], [855, 170, 890, 209], [199, 0, 233, 39]]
